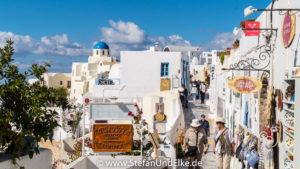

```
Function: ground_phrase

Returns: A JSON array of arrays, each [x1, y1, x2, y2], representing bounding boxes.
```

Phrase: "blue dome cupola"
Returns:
[[93, 41, 110, 57], [93, 41, 109, 50]]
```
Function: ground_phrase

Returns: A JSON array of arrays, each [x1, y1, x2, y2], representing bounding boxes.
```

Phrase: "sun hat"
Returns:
[[216, 117, 226, 124], [190, 119, 201, 127]]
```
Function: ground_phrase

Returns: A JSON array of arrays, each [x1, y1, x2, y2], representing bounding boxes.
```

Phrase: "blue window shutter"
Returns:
[[161, 63, 169, 77]]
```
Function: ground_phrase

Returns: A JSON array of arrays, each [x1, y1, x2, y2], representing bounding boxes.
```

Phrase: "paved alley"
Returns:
[[183, 99, 217, 169]]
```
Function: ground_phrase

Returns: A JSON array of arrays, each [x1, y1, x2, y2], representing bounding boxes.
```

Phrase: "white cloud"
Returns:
[[13, 62, 31, 69], [200, 32, 236, 51], [0, 32, 90, 57], [100, 20, 191, 55]]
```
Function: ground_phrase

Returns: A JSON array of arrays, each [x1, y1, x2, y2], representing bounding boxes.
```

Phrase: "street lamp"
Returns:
[[244, 5, 300, 18], [244, 6, 256, 18], [233, 27, 241, 36]]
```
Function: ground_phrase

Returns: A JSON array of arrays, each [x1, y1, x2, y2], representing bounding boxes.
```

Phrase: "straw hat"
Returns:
[[190, 119, 201, 127], [216, 117, 226, 124]]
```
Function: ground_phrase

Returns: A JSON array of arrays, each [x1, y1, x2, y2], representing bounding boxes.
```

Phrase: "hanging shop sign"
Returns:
[[282, 12, 296, 48], [245, 22, 260, 36], [92, 124, 133, 152], [228, 76, 262, 94]]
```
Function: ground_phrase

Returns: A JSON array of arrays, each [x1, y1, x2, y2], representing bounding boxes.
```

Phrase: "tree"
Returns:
[[0, 40, 70, 163]]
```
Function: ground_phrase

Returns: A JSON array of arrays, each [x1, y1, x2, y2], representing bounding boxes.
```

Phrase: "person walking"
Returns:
[[213, 117, 235, 169], [191, 83, 198, 104], [184, 119, 208, 169], [178, 84, 188, 108], [196, 81, 200, 100], [178, 84, 185, 107], [199, 114, 210, 137], [199, 82, 206, 104]]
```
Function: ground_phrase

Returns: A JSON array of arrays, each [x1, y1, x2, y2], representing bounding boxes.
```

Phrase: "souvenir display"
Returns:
[[285, 84, 295, 101], [284, 112, 294, 127], [291, 67, 300, 77], [285, 136, 294, 153], [284, 158, 294, 169]]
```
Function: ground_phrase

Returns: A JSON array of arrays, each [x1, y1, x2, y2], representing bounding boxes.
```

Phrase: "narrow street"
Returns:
[[183, 99, 217, 169]]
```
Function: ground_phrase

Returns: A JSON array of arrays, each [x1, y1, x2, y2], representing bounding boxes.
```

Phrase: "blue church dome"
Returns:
[[93, 41, 109, 50]]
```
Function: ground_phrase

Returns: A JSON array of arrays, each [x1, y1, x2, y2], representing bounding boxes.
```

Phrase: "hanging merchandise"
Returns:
[[244, 101, 249, 127], [277, 90, 283, 111], [265, 86, 276, 126], [277, 120, 283, 143], [258, 138, 264, 169], [264, 136, 275, 169], [244, 136, 259, 168]]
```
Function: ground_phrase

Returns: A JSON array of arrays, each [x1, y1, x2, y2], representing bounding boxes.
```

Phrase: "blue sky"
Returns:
[[0, 0, 270, 73]]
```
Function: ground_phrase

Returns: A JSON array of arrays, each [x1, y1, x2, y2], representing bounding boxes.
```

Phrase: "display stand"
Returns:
[[281, 78, 298, 168]]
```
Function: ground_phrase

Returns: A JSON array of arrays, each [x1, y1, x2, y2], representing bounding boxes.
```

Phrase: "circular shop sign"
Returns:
[[282, 12, 296, 48]]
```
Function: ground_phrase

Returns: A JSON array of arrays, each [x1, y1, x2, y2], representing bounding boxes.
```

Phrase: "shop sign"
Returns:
[[282, 12, 296, 48], [92, 124, 133, 152], [245, 22, 260, 36], [160, 78, 170, 91], [228, 77, 262, 94]]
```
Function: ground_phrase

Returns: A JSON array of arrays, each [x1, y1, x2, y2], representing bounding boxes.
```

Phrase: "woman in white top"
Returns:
[[191, 83, 197, 104]]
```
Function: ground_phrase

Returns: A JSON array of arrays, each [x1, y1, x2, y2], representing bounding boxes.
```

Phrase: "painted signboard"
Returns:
[[92, 124, 133, 152], [160, 78, 171, 91], [245, 22, 260, 36], [228, 77, 262, 94], [282, 12, 296, 48]]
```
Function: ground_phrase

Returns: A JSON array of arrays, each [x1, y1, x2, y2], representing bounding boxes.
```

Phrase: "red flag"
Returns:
[[244, 22, 260, 36]]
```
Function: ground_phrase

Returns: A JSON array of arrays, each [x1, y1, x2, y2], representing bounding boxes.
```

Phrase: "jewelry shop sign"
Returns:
[[228, 77, 262, 94], [92, 124, 133, 152]]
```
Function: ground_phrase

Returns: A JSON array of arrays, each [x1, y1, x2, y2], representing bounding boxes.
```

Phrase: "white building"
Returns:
[[90, 44, 194, 99], [189, 50, 218, 82], [29, 41, 118, 102], [70, 42, 117, 101]]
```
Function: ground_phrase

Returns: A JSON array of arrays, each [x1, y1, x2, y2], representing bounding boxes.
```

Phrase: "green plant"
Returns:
[[219, 52, 225, 65], [0, 40, 70, 163]]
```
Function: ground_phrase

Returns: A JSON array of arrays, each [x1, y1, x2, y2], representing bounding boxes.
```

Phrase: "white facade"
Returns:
[[91, 45, 192, 99], [70, 42, 117, 101]]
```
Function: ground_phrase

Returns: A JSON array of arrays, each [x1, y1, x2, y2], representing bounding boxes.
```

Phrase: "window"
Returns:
[[96, 50, 99, 55], [160, 63, 169, 77], [102, 50, 105, 55], [67, 81, 71, 88], [60, 81, 63, 85]]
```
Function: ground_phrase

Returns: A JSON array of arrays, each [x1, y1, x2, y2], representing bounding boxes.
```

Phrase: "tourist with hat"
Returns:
[[213, 117, 235, 169], [183, 119, 208, 169]]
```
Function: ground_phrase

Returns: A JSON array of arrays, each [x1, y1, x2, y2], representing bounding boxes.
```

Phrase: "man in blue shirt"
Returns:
[[199, 114, 210, 137]]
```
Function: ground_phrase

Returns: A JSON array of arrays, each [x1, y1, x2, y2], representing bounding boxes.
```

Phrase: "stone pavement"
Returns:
[[183, 99, 217, 169]]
